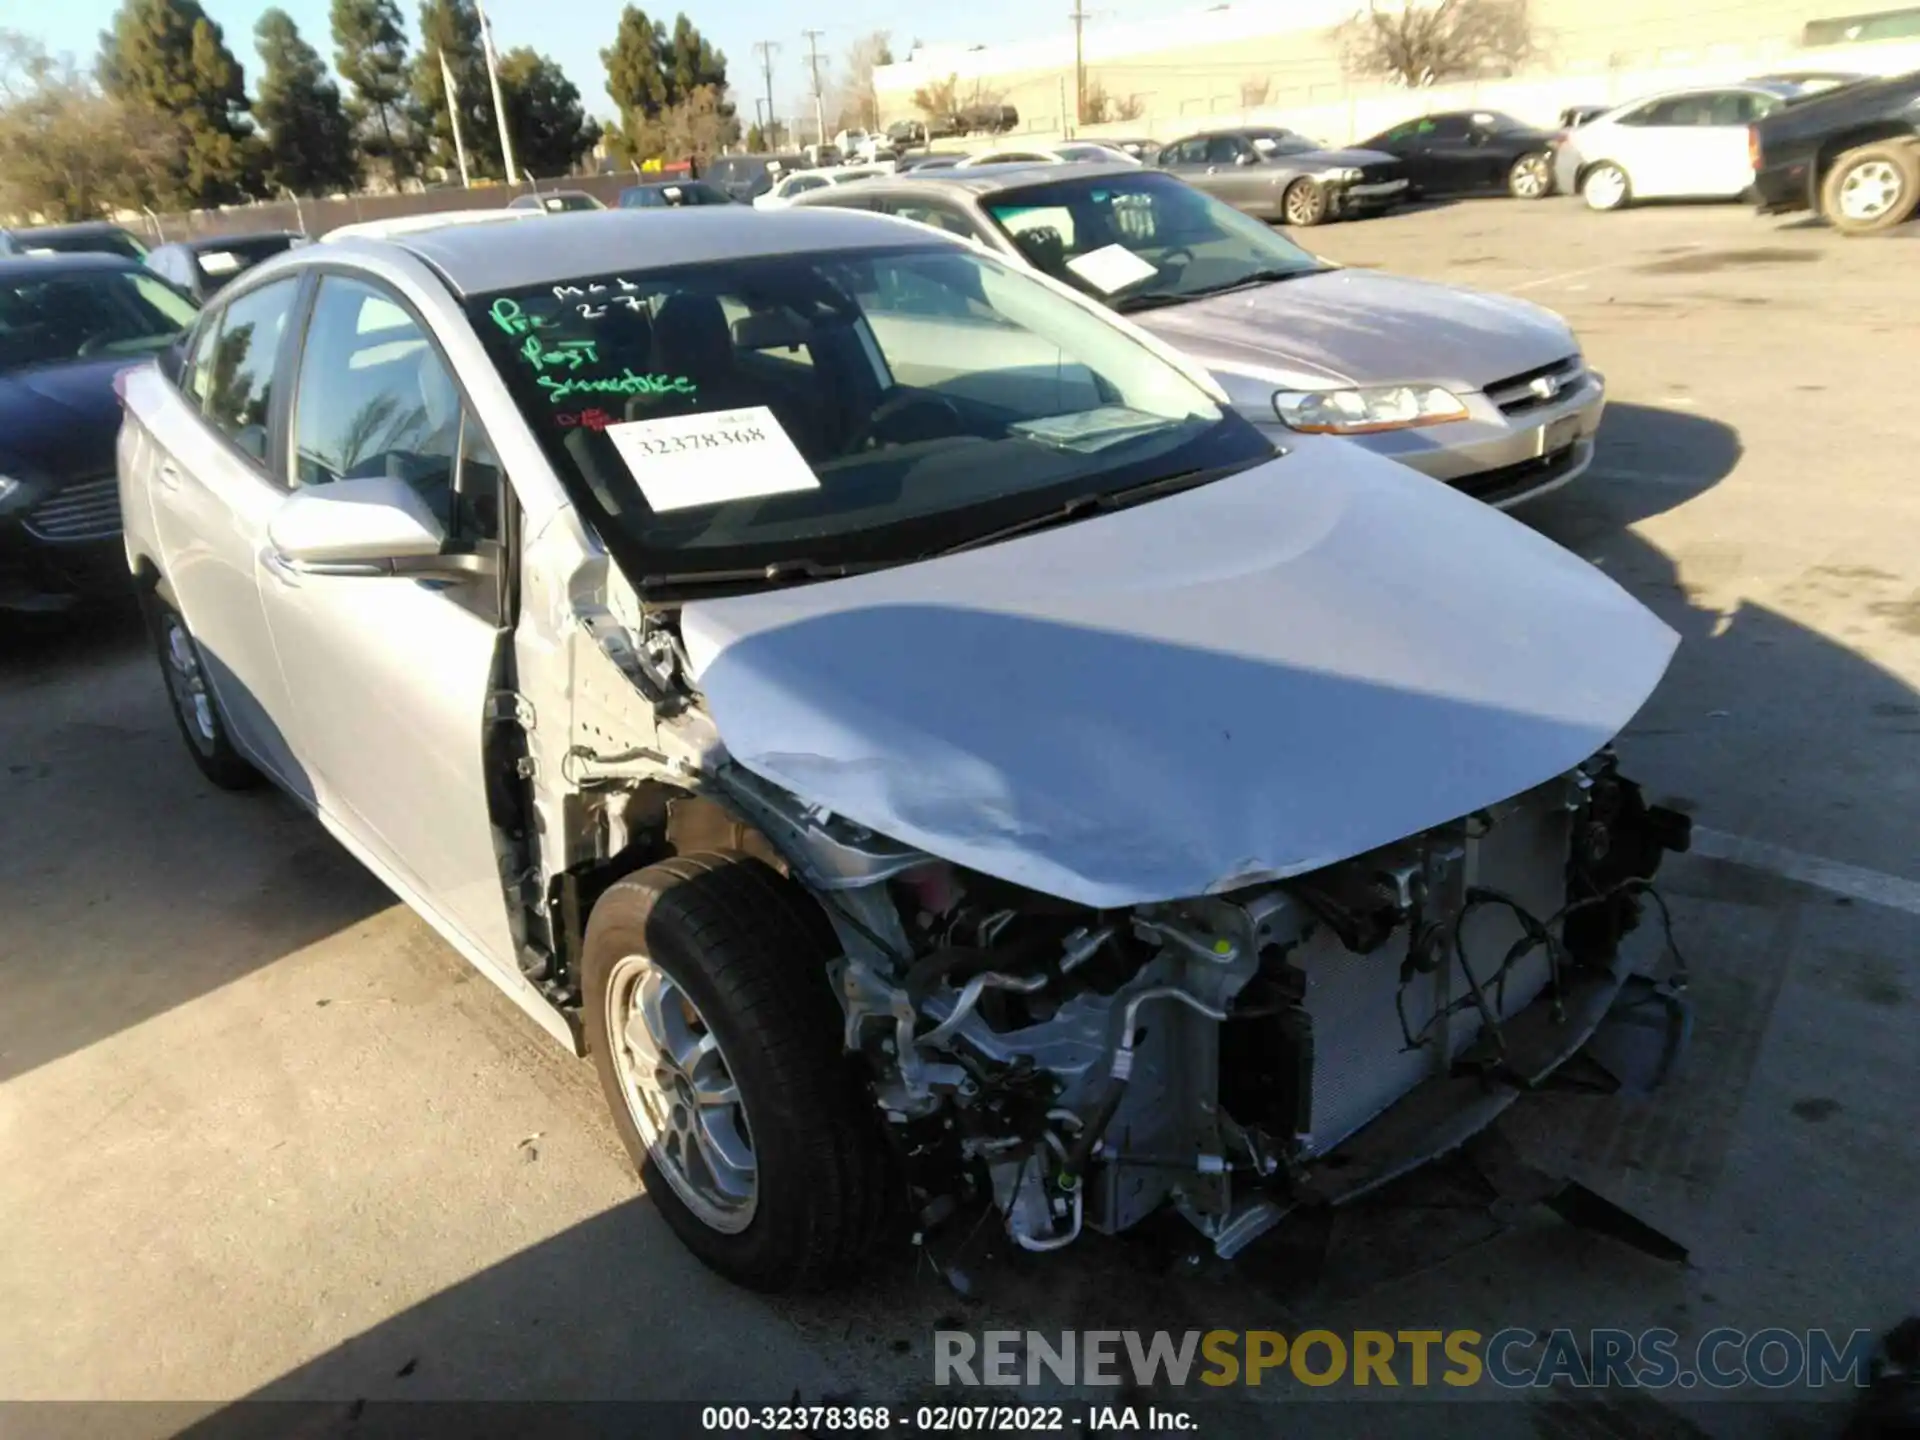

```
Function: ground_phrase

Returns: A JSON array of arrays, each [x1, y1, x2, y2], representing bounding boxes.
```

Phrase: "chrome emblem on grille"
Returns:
[[1528, 373, 1562, 401]]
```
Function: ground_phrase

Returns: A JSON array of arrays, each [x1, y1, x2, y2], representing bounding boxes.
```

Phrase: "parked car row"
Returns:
[[105, 199, 1688, 1297]]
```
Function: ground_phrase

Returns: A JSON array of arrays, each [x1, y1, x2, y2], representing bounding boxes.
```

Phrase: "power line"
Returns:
[[802, 28, 828, 146]]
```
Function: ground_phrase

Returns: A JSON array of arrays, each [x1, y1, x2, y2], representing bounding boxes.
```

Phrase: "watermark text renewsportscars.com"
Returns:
[[935, 1328, 1876, 1391]]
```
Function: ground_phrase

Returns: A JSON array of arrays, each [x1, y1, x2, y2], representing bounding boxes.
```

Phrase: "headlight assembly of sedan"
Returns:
[[0, 474, 28, 513], [1273, 385, 1470, 434], [1324, 167, 1364, 184]]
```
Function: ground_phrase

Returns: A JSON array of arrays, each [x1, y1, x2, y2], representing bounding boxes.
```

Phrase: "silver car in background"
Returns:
[[116, 207, 1686, 1294], [796, 163, 1606, 507]]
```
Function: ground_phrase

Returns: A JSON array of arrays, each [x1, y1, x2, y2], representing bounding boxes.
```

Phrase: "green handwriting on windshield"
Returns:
[[520, 335, 599, 371], [489, 296, 555, 337], [539, 370, 697, 404]]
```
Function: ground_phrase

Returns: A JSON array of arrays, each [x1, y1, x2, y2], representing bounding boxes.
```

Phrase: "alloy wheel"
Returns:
[[162, 615, 218, 754], [1284, 182, 1323, 225], [1512, 154, 1550, 198], [606, 952, 759, 1233], [1839, 160, 1903, 223], [1584, 165, 1627, 211]]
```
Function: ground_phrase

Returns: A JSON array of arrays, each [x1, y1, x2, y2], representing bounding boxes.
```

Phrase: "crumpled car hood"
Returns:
[[677, 438, 1676, 909], [1131, 267, 1577, 391]]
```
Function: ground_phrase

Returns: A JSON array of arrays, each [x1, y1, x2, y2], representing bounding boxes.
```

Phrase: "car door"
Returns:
[[1603, 94, 1716, 196], [142, 274, 311, 792], [1698, 89, 1779, 194], [1411, 115, 1483, 192], [255, 271, 517, 973]]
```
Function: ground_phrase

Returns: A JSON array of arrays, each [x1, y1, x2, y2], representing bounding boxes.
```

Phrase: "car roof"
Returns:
[[0, 251, 140, 278], [8, 221, 137, 239], [320, 209, 540, 243], [877, 160, 1145, 196], [176, 231, 303, 252], [342, 206, 966, 295]]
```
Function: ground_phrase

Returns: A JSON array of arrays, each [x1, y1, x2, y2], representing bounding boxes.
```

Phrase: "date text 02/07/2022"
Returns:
[[698, 1403, 1195, 1432]]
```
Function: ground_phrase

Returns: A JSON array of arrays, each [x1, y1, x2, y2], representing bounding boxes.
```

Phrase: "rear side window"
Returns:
[[289, 275, 495, 541], [200, 277, 300, 466]]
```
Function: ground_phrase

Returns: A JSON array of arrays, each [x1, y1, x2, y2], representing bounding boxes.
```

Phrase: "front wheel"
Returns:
[[144, 593, 260, 790], [582, 851, 893, 1293], [1822, 142, 1920, 234], [1282, 178, 1328, 226], [1582, 162, 1631, 212], [1508, 151, 1553, 199]]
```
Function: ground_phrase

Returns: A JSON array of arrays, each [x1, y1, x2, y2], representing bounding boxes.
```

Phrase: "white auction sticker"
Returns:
[[1065, 243, 1159, 295], [603, 405, 821, 513]]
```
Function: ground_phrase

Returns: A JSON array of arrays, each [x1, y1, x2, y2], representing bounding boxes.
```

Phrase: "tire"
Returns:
[[582, 850, 893, 1293], [1581, 162, 1631, 212], [1821, 142, 1920, 235], [1282, 177, 1328, 226], [1508, 151, 1553, 200], [143, 592, 260, 790]]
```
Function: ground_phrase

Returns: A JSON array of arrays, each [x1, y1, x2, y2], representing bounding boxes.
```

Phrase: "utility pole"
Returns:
[[802, 28, 828, 147], [475, 0, 518, 184], [439, 48, 472, 188], [752, 40, 780, 149], [1069, 5, 1088, 137]]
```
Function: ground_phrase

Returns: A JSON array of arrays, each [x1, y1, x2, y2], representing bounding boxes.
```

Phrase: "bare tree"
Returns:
[[0, 32, 169, 221], [1240, 75, 1273, 107], [834, 30, 892, 131], [1336, 0, 1535, 88], [1112, 92, 1144, 121], [911, 72, 959, 123]]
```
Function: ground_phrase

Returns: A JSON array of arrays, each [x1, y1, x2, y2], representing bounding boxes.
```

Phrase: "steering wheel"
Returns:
[[844, 388, 965, 454]]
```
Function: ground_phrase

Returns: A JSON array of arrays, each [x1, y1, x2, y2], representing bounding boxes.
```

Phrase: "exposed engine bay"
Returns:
[[553, 594, 1692, 1259]]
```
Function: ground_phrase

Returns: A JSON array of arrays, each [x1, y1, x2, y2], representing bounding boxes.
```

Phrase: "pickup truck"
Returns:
[[1750, 68, 1920, 233]]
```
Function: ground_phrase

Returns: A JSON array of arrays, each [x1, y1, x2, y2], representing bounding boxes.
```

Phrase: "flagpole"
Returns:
[[475, 0, 519, 184], [439, 49, 472, 188]]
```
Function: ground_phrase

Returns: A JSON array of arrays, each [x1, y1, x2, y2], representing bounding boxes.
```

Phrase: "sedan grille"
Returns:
[[1485, 355, 1586, 417], [23, 475, 122, 543], [1359, 158, 1406, 184]]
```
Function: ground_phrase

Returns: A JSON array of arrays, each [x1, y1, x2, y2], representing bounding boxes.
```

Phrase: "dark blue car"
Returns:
[[0, 254, 198, 612]]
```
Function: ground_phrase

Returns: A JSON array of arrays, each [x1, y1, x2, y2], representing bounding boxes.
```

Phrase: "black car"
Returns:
[[144, 232, 304, 304], [0, 255, 198, 612], [1355, 110, 1559, 199], [701, 153, 809, 203], [1751, 68, 1920, 233], [617, 180, 734, 208], [0, 221, 151, 262]]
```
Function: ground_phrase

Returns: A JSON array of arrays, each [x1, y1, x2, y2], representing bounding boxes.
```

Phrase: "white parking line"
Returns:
[[1510, 259, 1638, 293], [1690, 825, 1920, 918]]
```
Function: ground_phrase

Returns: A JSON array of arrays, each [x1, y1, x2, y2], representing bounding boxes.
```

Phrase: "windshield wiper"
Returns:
[[931, 459, 1264, 558], [638, 557, 886, 594], [1112, 290, 1197, 314], [1181, 266, 1324, 299]]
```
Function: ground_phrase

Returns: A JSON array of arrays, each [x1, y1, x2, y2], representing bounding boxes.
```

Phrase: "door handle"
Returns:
[[155, 461, 182, 491]]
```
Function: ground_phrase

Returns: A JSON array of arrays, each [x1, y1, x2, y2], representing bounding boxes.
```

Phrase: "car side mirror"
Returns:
[[267, 475, 486, 581], [1235, 151, 1257, 166]]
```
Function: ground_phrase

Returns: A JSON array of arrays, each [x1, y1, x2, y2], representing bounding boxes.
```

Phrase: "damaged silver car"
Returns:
[[117, 207, 1691, 1292]]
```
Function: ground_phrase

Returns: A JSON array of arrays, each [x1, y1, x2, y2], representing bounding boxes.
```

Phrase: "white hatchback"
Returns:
[[1554, 82, 1800, 211]]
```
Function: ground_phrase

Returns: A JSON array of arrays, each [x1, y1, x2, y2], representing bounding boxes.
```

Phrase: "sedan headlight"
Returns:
[[0, 474, 26, 510], [1326, 167, 1364, 184], [1273, 385, 1470, 434]]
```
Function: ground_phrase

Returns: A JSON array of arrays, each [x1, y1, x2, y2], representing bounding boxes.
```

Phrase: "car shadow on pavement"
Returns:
[[0, 601, 390, 1084]]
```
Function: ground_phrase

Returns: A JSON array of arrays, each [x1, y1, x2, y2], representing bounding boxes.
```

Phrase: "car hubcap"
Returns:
[[1515, 156, 1549, 196], [607, 954, 758, 1233], [1840, 161, 1902, 221], [163, 617, 218, 751], [1587, 168, 1625, 208], [1287, 186, 1318, 223]]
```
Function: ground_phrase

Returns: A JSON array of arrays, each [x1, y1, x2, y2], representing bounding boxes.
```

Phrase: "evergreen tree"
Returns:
[[254, 9, 360, 195], [331, 0, 427, 188], [97, 0, 258, 207], [497, 48, 600, 178]]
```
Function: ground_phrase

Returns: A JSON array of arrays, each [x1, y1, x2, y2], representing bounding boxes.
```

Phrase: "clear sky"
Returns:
[[4, 0, 1190, 125]]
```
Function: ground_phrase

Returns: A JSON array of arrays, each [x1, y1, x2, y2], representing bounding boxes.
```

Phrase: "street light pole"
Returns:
[[475, 0, 518, 184], [803, 28, 828, 148], [439, 49, 472, 188]]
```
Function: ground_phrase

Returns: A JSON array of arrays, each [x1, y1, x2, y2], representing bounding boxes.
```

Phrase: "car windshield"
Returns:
[[0, 267, 196, 371], [468, 243, 1270, 582], [980, 169, 1327, 310]]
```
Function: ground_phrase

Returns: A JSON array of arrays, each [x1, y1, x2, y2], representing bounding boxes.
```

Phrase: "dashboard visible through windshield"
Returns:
[[981, 170, 1330, 312], [469, 243, 1273, 585]]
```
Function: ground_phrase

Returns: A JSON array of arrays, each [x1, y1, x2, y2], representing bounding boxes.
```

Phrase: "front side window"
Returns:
[[0, 267, 197, 373], [291, 275, 470, 531], [982, 170, 1325, 309], [1203, 135, 1245, 165], [468, 243, 1270, 581], [201, 277, 299, 465]]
